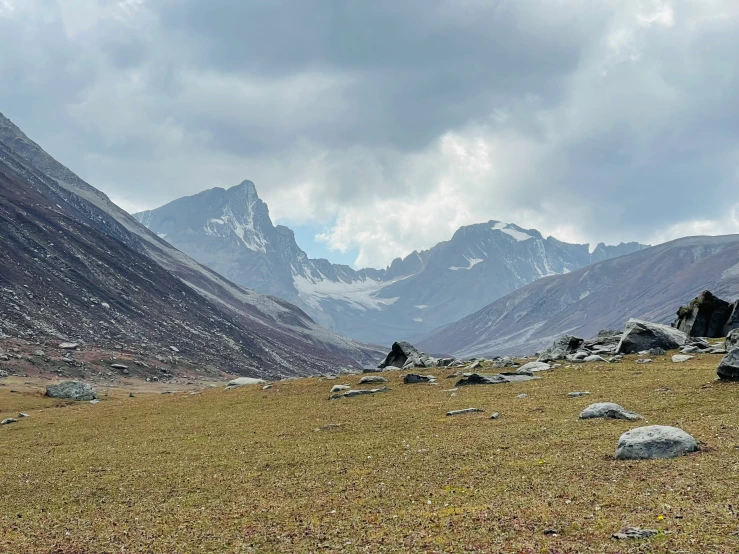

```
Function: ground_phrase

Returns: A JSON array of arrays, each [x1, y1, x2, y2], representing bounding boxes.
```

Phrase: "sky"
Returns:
[[2, 0, 739, 268]]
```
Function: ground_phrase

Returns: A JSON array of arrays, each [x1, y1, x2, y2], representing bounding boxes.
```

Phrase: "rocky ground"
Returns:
[[1, 344, 738, 553]]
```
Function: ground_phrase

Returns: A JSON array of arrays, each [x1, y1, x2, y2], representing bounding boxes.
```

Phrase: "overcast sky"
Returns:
[[2, 0, 739, 268]]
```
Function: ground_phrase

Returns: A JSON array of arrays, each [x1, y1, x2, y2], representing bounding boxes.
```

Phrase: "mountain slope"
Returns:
[[0, 111, 382, 376], [135, 184, 647, 345], [418, 235, 739, 358]]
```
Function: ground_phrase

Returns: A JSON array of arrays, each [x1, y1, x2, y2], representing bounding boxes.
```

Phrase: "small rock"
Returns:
[[403, 374, 435, 384], [466, 360, 481, 370], [615, 425, 699, 460], [635, 358, 653, 364], [169, 346, 180, 353], [111, 364, 128, 370], [330, 385, 351, 393], [224, 377, 267, 389], [18, 413, 29, 418], [262, 384, 273, 390], [329, 387, 391, 400], [129, 393, 135, 398], [90, 399, 101, 404], [612, 527, 658, 540], [648, 347, 666, 356], [717, 349, 739, 380], [517, 361, 551, 373], [517, 393, 528, 399], [1, 418, 18, 425], [33, 350, 45, 357], [568, 391, 590, 397], [680, 345, 699, 354], [583, 355, 607, 363], [672, 354, 694, 363], [490, 412, 500, 420], [314, 423, 344, 432], [579, 402, 642, 421], [446, 408, 484, 416], [359, 376, 389, 385], [58, 342, 79, 350]]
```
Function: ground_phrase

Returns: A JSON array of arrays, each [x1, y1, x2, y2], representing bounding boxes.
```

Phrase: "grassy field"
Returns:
[[1, 353, 738, 553]]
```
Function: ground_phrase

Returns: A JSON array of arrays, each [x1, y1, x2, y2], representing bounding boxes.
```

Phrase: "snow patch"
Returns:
[[413, 318, 423, 322], [293, 274, 401, 312], [491, 222, 534, 242], [449, 257, 483, 271], [415, 305, 429, 309]]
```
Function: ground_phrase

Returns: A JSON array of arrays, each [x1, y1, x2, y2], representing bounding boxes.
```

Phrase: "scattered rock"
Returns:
[[615, 425, 699, 460], [583, 355, 607, 363], [403, 374, 435, 384], [378, 341, 435, 370], [1, 418, 18, 425], [329, 387, 391, 400], [612, 527, 659, 540], [636, 358, 653, 364], [224, 377, 267, 389], [608, 355, 623, 363], [648, 347, 666, 356], [33, 350, 45, 357], [568, 391, 590, 397], [490, 412, 500, 420], [617, 319, 687, 354], [579, 402, 642, 421], [446, 408, 484, 416], [90, 399, 101, 404], [18, 413, 29, 418], [517, 361, 551, 373], [360, 375, 389, 385], [262, 384, 273, 390], [58, 342, 79, 350], [492, 357, 517, 368], [679, 345, 699, 354], [111, 364, 128, 370], [330, 384, 351, 393], [672, 354, 694, 363], [717, 349, 739, 380], [169, 346, 180, 352], [46, 380, 97, 401], [314, 423, 344, 432], [466, 360, 482, 370], [517, 393, 528, 399], [0, 370, 8, 378], [129, 393, 135, 398]]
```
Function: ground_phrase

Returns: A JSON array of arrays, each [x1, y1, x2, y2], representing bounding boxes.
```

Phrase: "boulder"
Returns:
[[538, 335, 584, 362], [403, 374, 435, 384], [716, 349, 739, 380], [455, 373, 507, 386], [330, 385, 351, 393], [46, 381, 97, 401], [58, 342, 79, 350], [360, 375, 389, 385], [579, 403, 642, 421], [1, 418, 18, 425], [224, 377, 267, 389], [615, 425, 699, 460], [726, 329, 739, 352], [329, 387, 391, 400], [446, 408, 484, 416], [378, 341, 429, 369], [568, 391, 590, 397], [616, 319, 687, 354], [673, 290, 738, 338], [517, 361, 551, 373], [672, 354, 693, 363], [492, 357, 517, 368], [648, 347, 666, 356], [612, 527, 659, 540]]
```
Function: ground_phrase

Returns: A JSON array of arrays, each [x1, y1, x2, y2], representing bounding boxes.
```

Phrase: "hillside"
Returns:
[[135, 182, 646, 345], [0, 111, 382, 377], [419, 235, 739, 358], [1, 351, 737, 552]]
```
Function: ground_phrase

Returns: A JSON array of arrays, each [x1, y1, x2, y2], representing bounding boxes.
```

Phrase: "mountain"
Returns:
[[0, 111, 382, 378], [418, 235, 739, 358], [135, 183, 647, 346]]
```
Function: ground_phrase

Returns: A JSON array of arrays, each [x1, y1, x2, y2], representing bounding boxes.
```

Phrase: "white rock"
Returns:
[[671, 354, 694, 363]]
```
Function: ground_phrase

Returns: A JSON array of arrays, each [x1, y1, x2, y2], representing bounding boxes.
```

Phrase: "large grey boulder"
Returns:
[[225, 377, 267, 389], [615, 425, 699, 460], [725, 329, 739, 352], [673, 290, 737, 338], [538, 335, 584, 362], [672, 354, 694, 363], [517, 361, 551, 373], [46, 381, 97, 401], [616, 319, 687, 354], [716, 349, 739, 380], [378, 341, 430, 369], [579, 403, 642, 421], [329, 387, 391, 400]]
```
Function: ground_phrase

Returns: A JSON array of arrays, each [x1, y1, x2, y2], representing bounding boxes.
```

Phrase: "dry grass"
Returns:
[[1, 353, 739, 553]]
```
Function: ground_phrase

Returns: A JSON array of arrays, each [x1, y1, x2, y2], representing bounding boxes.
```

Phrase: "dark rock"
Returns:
[[612, 527, 659, 540], [726, 329, 739, 352], [45, 381, 97, 401], [615, 425, 699, 460], [379, 341, 422, 369], [538, 335, 584, 362], [616, 319, 687, 354], [648, 347, 666, 356], [111, 364, 128, 370], [456, 373, 506, 386], [403, 374, 435, 384], [673, 290, 738, 338], [1, 418, 18, 425], [579, 403, 642, 421], [717, 349, 739, 380]]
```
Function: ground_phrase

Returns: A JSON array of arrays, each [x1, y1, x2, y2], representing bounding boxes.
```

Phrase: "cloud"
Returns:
[[1, 0, 739, 268]]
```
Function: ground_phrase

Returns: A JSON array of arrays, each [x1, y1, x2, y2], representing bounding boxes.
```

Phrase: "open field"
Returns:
[[1, 353, 739, 553]]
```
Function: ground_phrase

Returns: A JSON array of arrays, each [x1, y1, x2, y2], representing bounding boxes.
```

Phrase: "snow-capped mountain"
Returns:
[[135, 183, 647, 346]]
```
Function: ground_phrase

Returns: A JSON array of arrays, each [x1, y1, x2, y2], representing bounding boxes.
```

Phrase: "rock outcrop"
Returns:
[[616, 319, 687, 354], [673, 290, 739, 338], [538, 335, 584, 362], [378, 341, 437, 370], [579, 403, 642, 421]]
